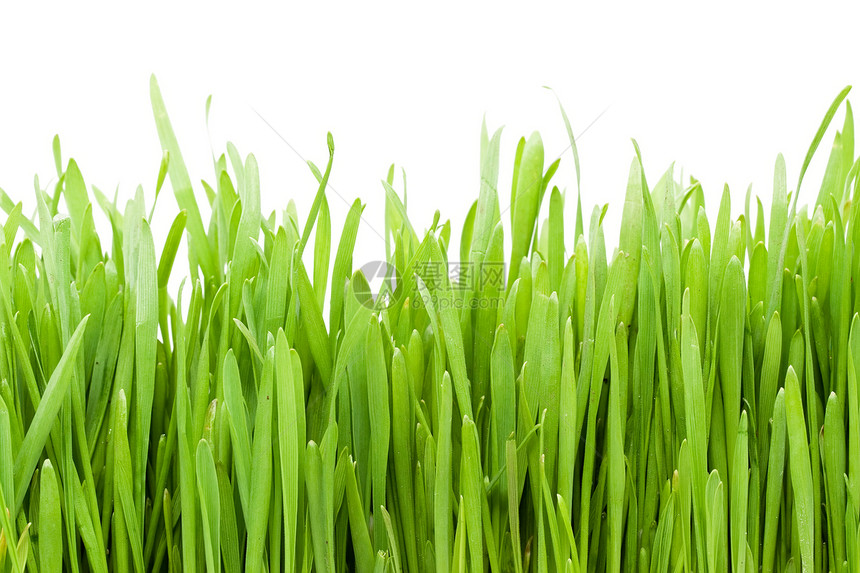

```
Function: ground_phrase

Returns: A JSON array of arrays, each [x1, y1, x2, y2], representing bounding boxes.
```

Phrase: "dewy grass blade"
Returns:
[[223, 349, 252, 516], [435, 371, 453, 573], [197, 438, 221, 573], [133, 218, 158, 527], [114, 389, 146, 573], [39, 459, 61, 573], [460, 416, 484, 573], [785, 367, 814, 573], [606, 320, 624, 573], [366, 315, 390, 552], [681, 290, 709, 572], [823, 391, 847, 567], [730, 411, 750, 573], [761, 388, 786, 573], [13, 315, 88, 511], [150, 75, 217, 279], [245, 347, 274, 570], [391, 349, 418, 572]]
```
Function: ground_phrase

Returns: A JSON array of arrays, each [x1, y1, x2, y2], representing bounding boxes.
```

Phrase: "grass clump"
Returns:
[[0, 77, 858, 572]]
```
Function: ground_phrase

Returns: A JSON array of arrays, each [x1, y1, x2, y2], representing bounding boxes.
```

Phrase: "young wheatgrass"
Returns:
[[0, 76, 858, 572]]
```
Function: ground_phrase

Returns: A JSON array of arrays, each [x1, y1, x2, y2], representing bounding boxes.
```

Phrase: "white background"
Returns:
[[1, 3, 859, 284]]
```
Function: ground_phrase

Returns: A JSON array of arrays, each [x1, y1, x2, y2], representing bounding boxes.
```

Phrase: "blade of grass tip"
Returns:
[[678, 441, 693, 573], [245, 346, 274, 570], [383, 180, 419, 261], [0, 485, 22, 573], [731, 411, 750, 573], [469, 122, 502, 268], [15, 524, 30, 573], [720, 256, 745, 482], [471, 222, 504, 409], [39, 460, 62, 573], [13, 315, 88, 511], [228, 153, 261, 322], [0, 396, 13, 528], [798, 86, 852, 198], [366, 315, 390, 552], [306, 440, 333, 573], [785, 367, 814, 573], [548, 187, 565, 293], [637, 241, 660, 532], [509, 136, 525, 231], [149, 75, 217, 279], [313, 195, 331, 309], [133, 218, 157, 528], [574, 236, 588, 345], [504, 438, 523, 573], [849, 321, 860, 521], [373, 551, 387, 573], [51, 133, 63, 177], [617, 157, 644, 326], [578, 289, 617, 571], [269, 406, 285, 573], [62, 158, 89, 242], [435, 371, 454, 573], [557, 318, 577, 509], [794, 220, 824, 573], [68, 472, 107, 573], [684, 237, 707, 362], [345, 455, 375, 573], [148, 149, 170, 221], [299, 133, 335, 257], [681, 290, 709, 570], [380, 506, 403, 573], [650, 493, 676, 573], [823, 391, 847, 567], [607, 319, 625, 573], [460, 200, 477, 266], [547, 88, 581, 201], [708, 184, 732, 343], [276, 330, 301, 570], [265, 227, 290, 337], [539, 291, 562, 492], [508, 132, 544, 289], [292, 248, 332, 388], [196, 438, 221, 573], [290, 353, 309, 567], [114, 389, 145, 573], [766, 155, 788, 321], [157, 210, 187, 289], [538, 421, 563, 573], [214, 466, 241, 573], [768, 87, 851, 320], [328, 198, 363, 344], [166, 281, 196, 573], [762, 389, 787, 573], [490, 326, 516, 447], [845, 497, 859, 573], [425, 236, 474, 420], [222, 350, 251, 517], [758, 312, 782, 469], [391, 349, 418, 572], [460, 415, 484, 573]]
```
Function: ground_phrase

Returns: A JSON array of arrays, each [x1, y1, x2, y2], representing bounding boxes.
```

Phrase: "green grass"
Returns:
[[0, 77, 858, 572]]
